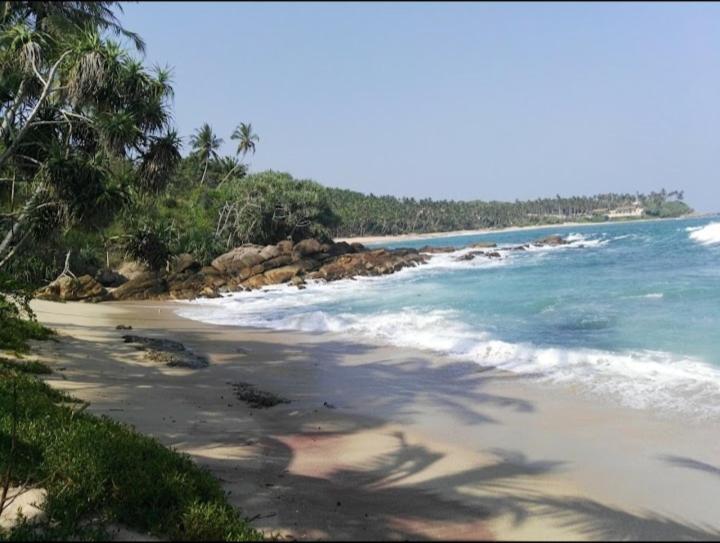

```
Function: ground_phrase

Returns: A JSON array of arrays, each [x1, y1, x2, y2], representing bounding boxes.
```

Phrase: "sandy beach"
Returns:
[[335, 217, 691, 246], [26, 299, 720, 541]]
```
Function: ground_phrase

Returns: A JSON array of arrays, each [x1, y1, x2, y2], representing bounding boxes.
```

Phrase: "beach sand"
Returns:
[[25, 299, 720, 541]]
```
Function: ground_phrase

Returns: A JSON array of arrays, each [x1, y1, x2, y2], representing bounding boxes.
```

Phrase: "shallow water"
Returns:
[[178, 216, 720, 418]]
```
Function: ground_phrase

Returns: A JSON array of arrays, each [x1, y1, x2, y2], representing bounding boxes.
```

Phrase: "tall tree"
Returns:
[[231, 122, 258, 158], [0, 1, 181, 268], [189, 123, 222, 185]]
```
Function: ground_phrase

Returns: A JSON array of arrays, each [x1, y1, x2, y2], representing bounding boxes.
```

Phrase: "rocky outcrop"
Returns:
[[35, 275, 108, 302], [471, 242, 497, 249], [533, 234, 568, 246], [110, 272, 168, 301], [418, 245, 457, 253], [37, 233, 578, 303], [95, 268, 128, 288], [172, 253, 201, 274], [117, 261, 149, 281]]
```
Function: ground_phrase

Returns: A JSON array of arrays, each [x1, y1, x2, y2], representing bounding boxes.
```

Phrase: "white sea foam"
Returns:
[[178, 282, 720, 418], [688, 222, 720, 245]]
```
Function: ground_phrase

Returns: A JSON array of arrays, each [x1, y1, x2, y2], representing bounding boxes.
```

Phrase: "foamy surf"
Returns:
[[688, 222, 720, 245], [178, 294, 720, 418], [176, 218, 720, 420]]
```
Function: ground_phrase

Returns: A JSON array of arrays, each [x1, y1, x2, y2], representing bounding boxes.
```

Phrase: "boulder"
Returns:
[[35, 275, 108, 302], [263, 265, 301, 285], [117, 261, 149, 281], [259, 244, 281, 261], [211, 245, 265, 274], [326, 241, 352, 257], [243, 274, 268, 290], [293, 238, 322, 257], [471, 242, 497, 249], [350, 242, 366, 253], [95, 268, 127, 288], [172, 253, 201, 274], [455, 251, 483, 262], [276, 240, 294, 254], [533, 235, 568, 246], [110, 271, 168, 300], [418, 245, 457, 253]]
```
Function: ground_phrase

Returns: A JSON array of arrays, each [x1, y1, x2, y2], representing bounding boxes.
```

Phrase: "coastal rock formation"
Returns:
[[109, 272, 168, 301], [35, 275, 108, 302], [418, 245, 457, 253], [95, 268, 128, 288], [533, 234, 569, 246], [37, 234, 575, 302]]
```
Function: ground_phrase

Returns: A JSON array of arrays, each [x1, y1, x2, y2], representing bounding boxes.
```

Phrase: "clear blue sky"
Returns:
[[121, 2, 720, 211]]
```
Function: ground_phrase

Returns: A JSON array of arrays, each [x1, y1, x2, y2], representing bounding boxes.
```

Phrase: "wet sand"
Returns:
[[27, 299, 720, 541]]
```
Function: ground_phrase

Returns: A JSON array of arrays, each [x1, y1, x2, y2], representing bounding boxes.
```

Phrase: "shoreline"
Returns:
[[26, 299, 720, 540], [335, 215, 703, 245]]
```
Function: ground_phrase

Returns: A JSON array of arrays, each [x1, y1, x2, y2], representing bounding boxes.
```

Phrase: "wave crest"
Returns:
[[689, 222, 720, 245]]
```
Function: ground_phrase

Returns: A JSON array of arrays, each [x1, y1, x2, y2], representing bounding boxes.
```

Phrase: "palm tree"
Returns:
[[231, 122, 259, 158], [189, 123, 222, 185], [217, 122, 258, 185]]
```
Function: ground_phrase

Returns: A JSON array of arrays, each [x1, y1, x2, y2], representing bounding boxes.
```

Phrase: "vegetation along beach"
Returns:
[[1, 1, 719, 541]]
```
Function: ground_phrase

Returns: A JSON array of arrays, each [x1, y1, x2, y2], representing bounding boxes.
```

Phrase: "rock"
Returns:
[[350, 242, 366, 253], [276, 240, 294, 254], [117, 261, 149, 281], [110, 272, 168, 300], [35, 275, 108, 302], [258, 254, 293, 272], [263, 265, 301, 285], [486, 251, 502, 258], [293, 238, 322, 257], [259, 245, 281, 261], [290, 276, 306, 288], [232, 382, 290, 408], [471, 242, 497, 249], [95, 268, 127, 288], [533, 235, 568, 246], [326, 241, 353, 257], [211, 245, 264, 274], [172, 253, 201, 274], [201, 265, 221, 276], [418, 245, 457, 253], [116, 324, 132, 330], [243, 274, 268, 289], [122, 335, 208, 369], [455, 251, 483, 261]]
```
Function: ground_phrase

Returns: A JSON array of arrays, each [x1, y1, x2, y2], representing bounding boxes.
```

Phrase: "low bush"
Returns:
[[0, 369, 263, 541]]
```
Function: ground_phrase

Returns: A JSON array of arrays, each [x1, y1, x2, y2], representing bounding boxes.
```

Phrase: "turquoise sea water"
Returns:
[[179, 216, 720, 417]]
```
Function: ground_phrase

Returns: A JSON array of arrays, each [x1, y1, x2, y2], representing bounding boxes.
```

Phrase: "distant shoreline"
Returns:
[[335, 214, 707, 245]]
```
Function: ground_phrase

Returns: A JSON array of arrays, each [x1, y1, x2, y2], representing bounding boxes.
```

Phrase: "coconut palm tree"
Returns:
[[231, 122, 259, 158], [189, 123, 222, 185], [217, 122, 258, 185]]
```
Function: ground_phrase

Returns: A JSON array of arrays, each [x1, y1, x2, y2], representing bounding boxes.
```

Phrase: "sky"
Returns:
[[120, 2, 720, 211]]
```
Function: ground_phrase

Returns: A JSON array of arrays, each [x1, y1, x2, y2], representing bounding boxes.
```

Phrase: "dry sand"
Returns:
[[23, 299, 720, 541]]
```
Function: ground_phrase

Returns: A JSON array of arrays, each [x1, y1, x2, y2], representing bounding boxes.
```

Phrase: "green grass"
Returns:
[[0, 314, 54, 355], [0, 368, 263, 541]]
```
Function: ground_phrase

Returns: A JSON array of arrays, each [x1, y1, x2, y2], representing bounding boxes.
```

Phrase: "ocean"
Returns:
[[177, 216, 720, 418]]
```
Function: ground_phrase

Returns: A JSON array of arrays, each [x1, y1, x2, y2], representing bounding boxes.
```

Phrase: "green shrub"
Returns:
[[0, 371, 263, 541]]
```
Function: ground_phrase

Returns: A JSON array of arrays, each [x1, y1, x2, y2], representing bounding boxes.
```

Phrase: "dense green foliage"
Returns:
[[0, 367, 262, 541], [0, 273, 53, 352], [325, 188, 692, 237]]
